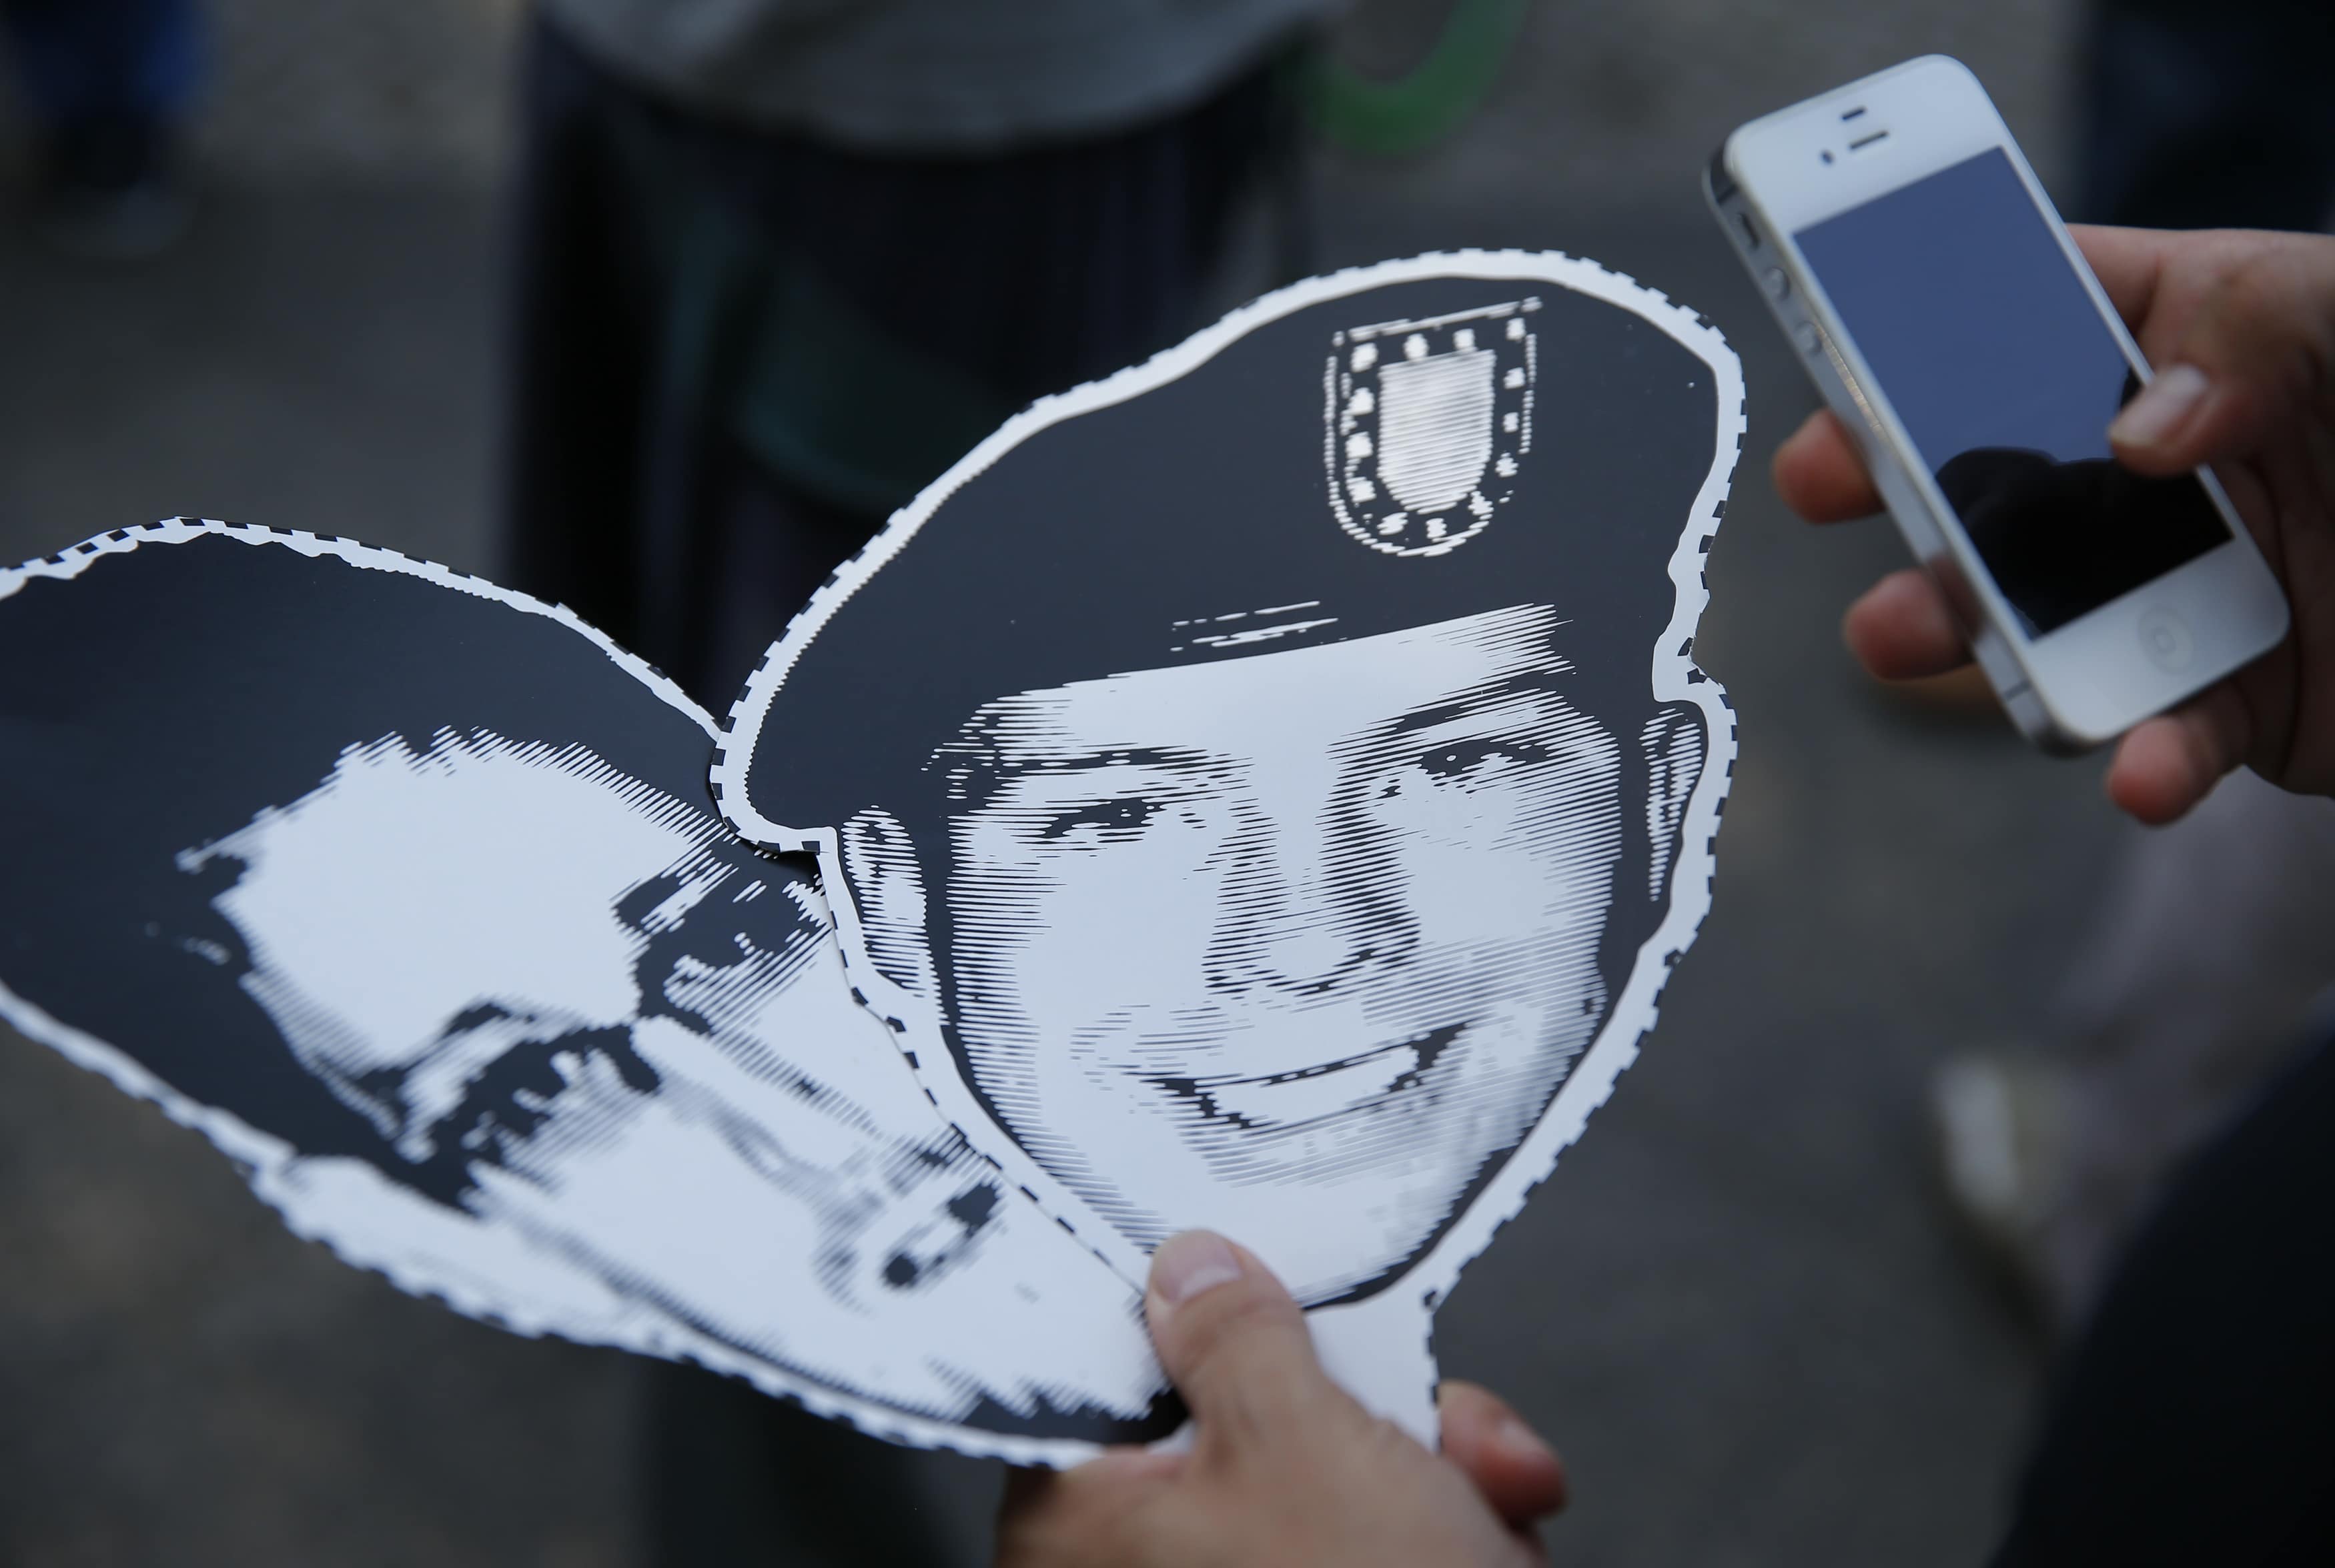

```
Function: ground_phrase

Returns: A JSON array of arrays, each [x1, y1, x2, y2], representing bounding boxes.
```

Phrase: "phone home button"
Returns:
[[2138, 607, 2194, 672]]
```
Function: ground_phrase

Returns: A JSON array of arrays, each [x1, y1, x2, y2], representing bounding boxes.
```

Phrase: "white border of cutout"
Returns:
[[0, 518, 1149, 1467], [715, 251, 1747, 1323]]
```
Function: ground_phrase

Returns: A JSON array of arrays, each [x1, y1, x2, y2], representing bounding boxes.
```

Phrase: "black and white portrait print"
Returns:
[[717, 253, 1745, 1438], [0, 253, 1739, 1463], [0, 522, 1176, 1463]]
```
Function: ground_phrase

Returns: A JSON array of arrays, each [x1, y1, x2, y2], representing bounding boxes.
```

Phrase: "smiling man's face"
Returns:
[[927, 605, 1626, 1301]]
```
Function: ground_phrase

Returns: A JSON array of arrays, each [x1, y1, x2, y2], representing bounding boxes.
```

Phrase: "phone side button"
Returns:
[[1793, 321, 1822, 355], [2138, 606, 2194, 671]]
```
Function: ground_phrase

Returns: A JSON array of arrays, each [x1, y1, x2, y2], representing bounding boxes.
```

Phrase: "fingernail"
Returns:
[[1496, 1415, 1557, 1467], [1150, 1231, 1244, 1310], [2110, 364, 2209, 450]]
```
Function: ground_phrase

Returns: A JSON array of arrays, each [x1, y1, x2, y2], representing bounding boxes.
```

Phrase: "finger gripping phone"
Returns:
[[1708, 55, 2290, 751]]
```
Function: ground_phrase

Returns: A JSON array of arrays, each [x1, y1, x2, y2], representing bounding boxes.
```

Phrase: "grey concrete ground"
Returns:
[[0, 2, 2125, 1563]]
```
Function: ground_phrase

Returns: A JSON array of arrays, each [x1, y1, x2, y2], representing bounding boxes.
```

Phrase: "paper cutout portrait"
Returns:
[[0, 251, 1739, 1464], [0, 523, 1174, 1462], [717, 252, 1744, 1437]]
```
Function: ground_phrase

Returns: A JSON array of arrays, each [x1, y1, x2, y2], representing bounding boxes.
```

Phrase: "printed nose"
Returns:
[[1208, 808, 1412, 997], [1252, 914, 1378, 996]]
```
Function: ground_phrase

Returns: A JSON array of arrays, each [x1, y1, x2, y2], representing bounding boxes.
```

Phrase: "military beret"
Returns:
[[723, 257, 1728, 842]]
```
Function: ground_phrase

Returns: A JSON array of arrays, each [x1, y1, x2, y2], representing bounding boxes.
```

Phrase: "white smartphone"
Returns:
[[1707, 55, 2289, 751]]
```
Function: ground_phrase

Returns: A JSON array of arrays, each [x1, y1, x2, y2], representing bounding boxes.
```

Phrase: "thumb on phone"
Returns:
[[2110, 234, 2335, 478]]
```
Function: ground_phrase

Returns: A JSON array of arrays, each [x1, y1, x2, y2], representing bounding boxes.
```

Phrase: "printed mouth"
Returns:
[[417, 1024, 660, 1170], [1148, 1024, 1462, 1133]]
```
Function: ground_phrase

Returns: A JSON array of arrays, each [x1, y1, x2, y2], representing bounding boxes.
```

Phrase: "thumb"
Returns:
[[2109, 233, 2335, 476], [1438, 1381, 1568, 1529], [1145, 1231, 1350, 1452]]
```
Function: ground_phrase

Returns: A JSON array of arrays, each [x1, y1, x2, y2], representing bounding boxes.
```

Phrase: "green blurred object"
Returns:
[[1307, 0, 1530, 157]]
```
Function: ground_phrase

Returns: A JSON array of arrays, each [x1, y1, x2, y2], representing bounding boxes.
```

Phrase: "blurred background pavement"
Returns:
[[0, 1, 2152, 1564]]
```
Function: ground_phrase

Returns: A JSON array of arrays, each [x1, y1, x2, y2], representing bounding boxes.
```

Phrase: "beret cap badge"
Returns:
[[1327, 297, 1537, 558]]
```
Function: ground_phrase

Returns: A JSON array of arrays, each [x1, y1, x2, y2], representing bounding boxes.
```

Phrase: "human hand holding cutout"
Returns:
[[993, 1232, 1567, 1567], [1774, 225, 2335, 825]]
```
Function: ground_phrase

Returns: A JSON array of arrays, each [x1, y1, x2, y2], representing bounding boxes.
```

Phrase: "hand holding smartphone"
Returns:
[[1708, 56, 2291, 757]]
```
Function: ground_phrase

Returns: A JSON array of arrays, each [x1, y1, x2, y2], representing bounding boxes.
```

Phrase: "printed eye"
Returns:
[[1417, 737, 1551, 782], [1038, 796, 1164, 841]]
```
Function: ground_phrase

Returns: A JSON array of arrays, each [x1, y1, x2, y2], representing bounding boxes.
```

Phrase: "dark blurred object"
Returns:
[[503, 6, 1315, 710], [1938, 775, 2335, 1333], [498, 7, 1326, 1561], [1989, 1029, 2335, 1564], [0, 0, 200, 257], [641, 1367, 973, 1568], [2075, 0, 2335, 229], [1305, 0, 1526, 156]]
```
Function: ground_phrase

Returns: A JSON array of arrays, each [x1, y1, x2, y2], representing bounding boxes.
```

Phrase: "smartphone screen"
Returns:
[[1794, 147, 2230, 638]]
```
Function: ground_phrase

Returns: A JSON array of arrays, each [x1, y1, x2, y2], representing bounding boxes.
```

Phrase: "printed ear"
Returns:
[[1640, 704, 1706, 905], [839, 807, 939, 1002]]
